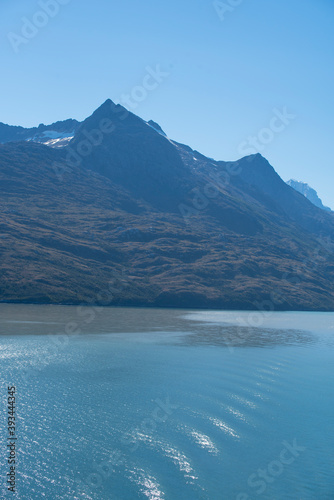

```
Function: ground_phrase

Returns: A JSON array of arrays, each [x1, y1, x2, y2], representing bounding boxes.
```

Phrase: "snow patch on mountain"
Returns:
[[27, 130, 75, 148], [43, 136, 74, 148]]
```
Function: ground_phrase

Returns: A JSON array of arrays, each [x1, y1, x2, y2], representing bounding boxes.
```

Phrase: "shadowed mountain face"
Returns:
[[68, 100, 189, 211], [1, 100, 334, 310]]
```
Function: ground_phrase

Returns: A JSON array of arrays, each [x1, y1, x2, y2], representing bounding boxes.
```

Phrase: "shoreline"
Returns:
[[0, 300, 333, 313]]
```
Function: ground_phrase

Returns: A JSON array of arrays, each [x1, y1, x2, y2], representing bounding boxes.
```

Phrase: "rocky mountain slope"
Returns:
[[1, 100, 333, 310]]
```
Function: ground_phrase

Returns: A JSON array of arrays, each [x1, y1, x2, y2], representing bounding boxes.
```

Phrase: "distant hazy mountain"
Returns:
[[1, 99, 334, 310], [287, 179, 331, 212]]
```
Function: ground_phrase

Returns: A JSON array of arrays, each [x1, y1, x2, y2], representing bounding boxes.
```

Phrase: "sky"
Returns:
[[1, 0, 334, 207]]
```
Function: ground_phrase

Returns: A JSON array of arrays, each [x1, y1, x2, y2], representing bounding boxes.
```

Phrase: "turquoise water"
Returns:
[[0, 305, 334, 499]]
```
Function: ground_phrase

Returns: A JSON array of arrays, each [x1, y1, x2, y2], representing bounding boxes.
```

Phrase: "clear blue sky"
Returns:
[[1, 0, 334, 207]]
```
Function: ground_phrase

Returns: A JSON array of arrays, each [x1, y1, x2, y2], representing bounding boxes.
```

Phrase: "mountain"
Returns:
[[0, 118, 80, 147], [287, 179, 331, 212], [1, 100, 334, 310]]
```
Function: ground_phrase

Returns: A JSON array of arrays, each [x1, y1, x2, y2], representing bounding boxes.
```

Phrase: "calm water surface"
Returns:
[[0, 305, 333, 499]]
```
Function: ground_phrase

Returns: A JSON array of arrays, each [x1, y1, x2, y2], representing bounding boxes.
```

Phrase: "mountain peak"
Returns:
[[77, 99, 132, 132], [247, 152, 269, 163], [98, 98, 117, 109], [91, 99, 118, 116], [287, 179, 331, 212]]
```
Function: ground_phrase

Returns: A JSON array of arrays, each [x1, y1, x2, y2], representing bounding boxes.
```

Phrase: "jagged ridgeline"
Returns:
[[0, 100, 334, 309]]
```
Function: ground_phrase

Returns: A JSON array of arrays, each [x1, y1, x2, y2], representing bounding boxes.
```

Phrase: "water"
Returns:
[[0, 305, 334, 499]]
